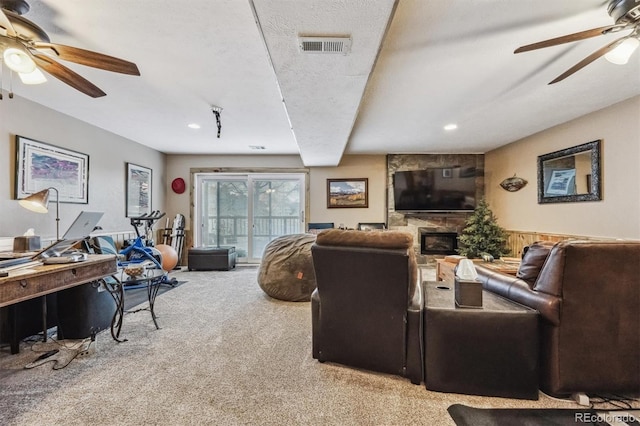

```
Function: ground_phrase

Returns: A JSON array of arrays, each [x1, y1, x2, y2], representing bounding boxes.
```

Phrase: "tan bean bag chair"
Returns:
[[258, 234, 317, 301]]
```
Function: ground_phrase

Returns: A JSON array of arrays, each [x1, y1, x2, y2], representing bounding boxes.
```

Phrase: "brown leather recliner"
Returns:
[[475, 240, 640, 397], [310, 229, 423, 384]]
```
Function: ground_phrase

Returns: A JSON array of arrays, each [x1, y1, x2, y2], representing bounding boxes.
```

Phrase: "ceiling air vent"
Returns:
[[299, 36, 351, 54]]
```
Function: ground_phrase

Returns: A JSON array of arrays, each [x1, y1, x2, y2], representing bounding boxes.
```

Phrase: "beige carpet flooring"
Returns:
[[0, 266, 636, 425]]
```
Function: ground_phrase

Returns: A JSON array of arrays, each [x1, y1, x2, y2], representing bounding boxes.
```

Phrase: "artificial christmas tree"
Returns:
[[457, 199, 509, 259]]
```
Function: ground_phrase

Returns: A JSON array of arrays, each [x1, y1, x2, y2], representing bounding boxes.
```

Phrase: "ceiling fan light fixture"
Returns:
[[18, 68, 46, 84], [605, 37, 640, 64], [3, 47, 36, 73]]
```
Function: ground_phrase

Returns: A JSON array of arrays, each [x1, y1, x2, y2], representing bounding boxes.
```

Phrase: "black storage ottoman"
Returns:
[[188, 246, 237, 271]]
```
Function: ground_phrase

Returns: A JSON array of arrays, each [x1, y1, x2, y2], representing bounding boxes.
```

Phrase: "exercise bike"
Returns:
[[119, 211, 177, 286]]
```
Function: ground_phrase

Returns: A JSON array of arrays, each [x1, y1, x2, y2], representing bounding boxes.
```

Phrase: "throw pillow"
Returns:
[[517, 241, 556, 288]]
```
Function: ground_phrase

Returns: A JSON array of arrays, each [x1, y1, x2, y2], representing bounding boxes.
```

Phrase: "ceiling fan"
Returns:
[[0, 0, 139, 97], [515, 0, 639, 84]]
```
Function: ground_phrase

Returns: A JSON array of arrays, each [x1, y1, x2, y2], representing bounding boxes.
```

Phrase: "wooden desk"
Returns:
[[0, 255, 117, 354], [0, 255, 117, 308], [436, 258, 520, 282]]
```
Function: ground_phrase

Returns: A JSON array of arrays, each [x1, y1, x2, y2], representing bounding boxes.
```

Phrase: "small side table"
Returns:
[[423, 281, 539, 399], [102, 268, 165, 342]]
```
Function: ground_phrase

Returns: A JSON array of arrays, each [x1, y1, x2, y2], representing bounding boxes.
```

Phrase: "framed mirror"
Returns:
[[537, 140, 601, 204]]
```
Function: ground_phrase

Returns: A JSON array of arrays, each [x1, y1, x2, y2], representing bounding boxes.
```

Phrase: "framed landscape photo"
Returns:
[[327, 178, 368, 208], [14, 136, 89, 204], [126, 163, 152, 217]]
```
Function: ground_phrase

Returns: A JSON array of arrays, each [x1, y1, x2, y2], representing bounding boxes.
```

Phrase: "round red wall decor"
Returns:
[[171, 177, 186, 194]]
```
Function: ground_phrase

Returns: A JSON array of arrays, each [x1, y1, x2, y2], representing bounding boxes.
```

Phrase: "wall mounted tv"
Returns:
[[393, 167, 477, 212]]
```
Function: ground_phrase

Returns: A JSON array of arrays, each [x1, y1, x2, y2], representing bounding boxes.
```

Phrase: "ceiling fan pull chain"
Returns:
[[8, 68, 13, 99]]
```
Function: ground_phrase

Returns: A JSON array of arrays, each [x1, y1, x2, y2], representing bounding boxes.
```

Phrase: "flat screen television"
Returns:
[[393, 167, 477, 212]]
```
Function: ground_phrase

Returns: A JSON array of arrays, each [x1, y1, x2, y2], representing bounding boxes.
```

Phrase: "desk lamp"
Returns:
[[17, 187, 61, 344], [18, 187, 60, 241]]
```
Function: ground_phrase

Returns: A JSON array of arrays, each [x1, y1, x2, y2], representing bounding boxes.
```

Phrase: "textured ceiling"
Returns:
[[250, 0, 396, 166], [3, 0, 639, 166]]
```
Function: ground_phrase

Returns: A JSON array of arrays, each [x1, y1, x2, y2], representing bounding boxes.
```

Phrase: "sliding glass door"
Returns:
[[195, 173, 305, 262], [197, 176, 249, 256]]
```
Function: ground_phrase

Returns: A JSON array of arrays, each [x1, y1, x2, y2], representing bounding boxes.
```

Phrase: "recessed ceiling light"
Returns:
[[444, 123, 458, 131], [188, 123, 201, 129]]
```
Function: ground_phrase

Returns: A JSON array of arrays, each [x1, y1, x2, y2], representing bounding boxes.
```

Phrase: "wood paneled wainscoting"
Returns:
[[505, 230, 613, 257]]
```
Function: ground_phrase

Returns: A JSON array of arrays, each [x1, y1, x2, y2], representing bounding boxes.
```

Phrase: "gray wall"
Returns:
[[0, 95, 166, 241]]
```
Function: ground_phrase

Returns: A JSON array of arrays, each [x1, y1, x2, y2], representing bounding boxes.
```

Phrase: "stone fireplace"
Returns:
[[385, 153, 484, 265], [420, 230, 458, 255]]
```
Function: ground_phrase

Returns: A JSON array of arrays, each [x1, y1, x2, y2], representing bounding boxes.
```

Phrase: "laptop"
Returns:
[[35, 211, 104, 260], [0, 211, 104, 272], [60, 211, 104, 240]]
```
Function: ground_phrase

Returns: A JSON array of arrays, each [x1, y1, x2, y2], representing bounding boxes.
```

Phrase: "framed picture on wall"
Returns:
[[327, 178, 368, 208], [126, 163, 152, 217], [14, 136, 89, 204]]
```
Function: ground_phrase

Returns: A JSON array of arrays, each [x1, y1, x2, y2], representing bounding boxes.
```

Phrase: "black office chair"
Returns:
[[357, 223, 386, 231]]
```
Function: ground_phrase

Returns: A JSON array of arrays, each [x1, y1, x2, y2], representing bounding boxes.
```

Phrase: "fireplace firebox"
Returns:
[[420, 230, 458, 255]]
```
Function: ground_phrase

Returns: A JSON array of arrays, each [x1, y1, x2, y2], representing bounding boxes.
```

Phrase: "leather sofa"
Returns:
[[475, 240, 640, 397], [310, 229, 423, 384]]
